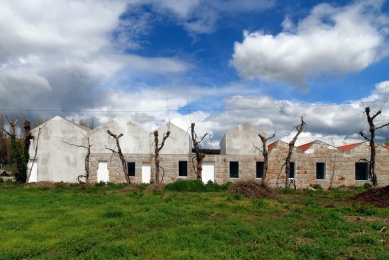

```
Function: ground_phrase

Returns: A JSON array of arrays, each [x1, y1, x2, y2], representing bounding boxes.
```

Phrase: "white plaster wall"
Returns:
[[90, 116, 151, 154], [221, 122, 267, 155], [154, 122, 192, 155], [220, 135, 227, 155], [29, 116, 90, 182]]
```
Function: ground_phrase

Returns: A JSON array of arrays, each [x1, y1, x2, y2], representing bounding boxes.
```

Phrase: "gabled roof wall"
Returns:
[[90, 116, 151, 154], [28, 116, 90, 182], [154, 122, 192, 155], [220, 122, 267, 155]]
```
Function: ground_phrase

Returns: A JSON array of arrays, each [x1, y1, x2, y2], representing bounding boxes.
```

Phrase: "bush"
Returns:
[[164, 179, 205, 192], [164, 179, 228, 192]]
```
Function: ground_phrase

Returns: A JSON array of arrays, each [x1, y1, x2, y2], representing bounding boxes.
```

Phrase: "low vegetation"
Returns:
[[0, 181, 388, 259]]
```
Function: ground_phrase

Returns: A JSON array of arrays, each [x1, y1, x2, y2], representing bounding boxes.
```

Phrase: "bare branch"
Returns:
[[106, 130, 130, 184]]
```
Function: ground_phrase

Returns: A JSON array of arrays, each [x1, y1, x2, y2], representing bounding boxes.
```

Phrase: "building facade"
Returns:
[[28, 116, 389, 188]]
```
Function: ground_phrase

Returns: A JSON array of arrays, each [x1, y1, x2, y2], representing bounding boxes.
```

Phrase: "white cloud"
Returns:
[[231, 1, 389, 87], [0, 0, 190, 114], [140, 0, 274, 34]]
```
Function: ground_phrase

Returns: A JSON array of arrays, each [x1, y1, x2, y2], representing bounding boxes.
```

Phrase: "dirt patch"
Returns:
[[145, 183, 165, 191], [351, 185, 389, 208], [229, 180, 276, 199], [343, 215, 389, 225], [26, 181, 62, 187]]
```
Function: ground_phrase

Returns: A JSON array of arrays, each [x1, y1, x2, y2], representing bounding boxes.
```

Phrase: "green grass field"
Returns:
[[0, 182, 388, 259]]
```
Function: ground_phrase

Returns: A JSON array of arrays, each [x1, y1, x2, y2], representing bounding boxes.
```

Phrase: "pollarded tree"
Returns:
[[285, 116, 305, 188], [1, 116, 34, 183], [105, 130, 130, 184], [153, 130, 170, 184], [255, 132, 275, 185], [191, 123, 211, 180], [359, 107, 389, 187]]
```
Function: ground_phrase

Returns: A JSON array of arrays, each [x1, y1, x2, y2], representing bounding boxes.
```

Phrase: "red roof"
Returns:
[[385, 145, 389, 149], [268, 141, 277, 151], [337, 142, 362, 151], [298, 141, 314, 151]]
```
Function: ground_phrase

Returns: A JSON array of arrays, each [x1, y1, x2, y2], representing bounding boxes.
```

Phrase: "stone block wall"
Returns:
[[88, 142, 389, 188]]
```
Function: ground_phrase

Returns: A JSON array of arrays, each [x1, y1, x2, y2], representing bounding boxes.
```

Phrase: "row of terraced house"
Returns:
[[27, 116, 389, 188]]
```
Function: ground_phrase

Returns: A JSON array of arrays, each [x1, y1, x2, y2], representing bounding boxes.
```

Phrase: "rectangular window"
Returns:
[[179, 161, 188, 177], [316, 162, 326, 179], [127, 162, 135, 176], [230, 161, 239, 178], [256, 162, 264, 178], [289, 162, 295, 178], [355, 162, 368, 180]]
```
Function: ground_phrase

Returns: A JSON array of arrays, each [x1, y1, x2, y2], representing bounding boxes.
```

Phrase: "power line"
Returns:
[[0, 101, 385, 113]]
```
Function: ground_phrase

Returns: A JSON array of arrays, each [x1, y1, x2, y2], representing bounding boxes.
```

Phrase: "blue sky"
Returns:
[[0, 0, 389, 147]]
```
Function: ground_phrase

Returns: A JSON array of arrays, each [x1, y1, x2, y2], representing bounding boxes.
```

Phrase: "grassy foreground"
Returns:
[[0, 182, 388, 259]]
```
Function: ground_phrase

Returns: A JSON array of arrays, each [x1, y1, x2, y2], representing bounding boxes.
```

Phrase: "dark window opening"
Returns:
[[355, 162, 368, 180], [127, 162, 135, 176], [256, 162, 264, 178], [230, 161, 239, 178], [289, 162, 295, 178], [179, 161, 188, 177], [316, 162, 326, 179]]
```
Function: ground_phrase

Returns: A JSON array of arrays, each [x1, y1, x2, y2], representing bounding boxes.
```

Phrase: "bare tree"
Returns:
[[190, 123, 211, 180], [105, 130, 130, 184], [255, 132, 275, 184], [27, 123, 46, 183], [2, 116, 34, 182], [62, 132, 92, 183], [285, 116, 306, 188], [34, 116, 45, 128], [327, 127, 339, 190], [359, 107, 389, 187], [153, 130, 170, 184], [87, 118, 95, 130]]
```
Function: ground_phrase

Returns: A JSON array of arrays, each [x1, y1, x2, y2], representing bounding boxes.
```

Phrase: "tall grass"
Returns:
[[0, 182, 388, 259]]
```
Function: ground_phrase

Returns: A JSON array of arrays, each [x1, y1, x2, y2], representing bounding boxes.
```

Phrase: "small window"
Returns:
[[316, 162, 326, 179], [355, 162, 368, 180], [256, 162, 264, 178], [289, 162, 295, 178], [127, 162, 135, 176], [230, 161, 239, 178], [179, 161, 188, 177]]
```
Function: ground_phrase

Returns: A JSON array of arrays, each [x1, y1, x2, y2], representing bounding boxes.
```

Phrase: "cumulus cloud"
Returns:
[[0, 0, 190, 115], [231, 0, 389, 87]]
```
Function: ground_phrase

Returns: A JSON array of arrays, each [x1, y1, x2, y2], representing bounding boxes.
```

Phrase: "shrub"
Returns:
[[363, 182, 372, 189], [164, 179, 228, 192], [312, 184, 323, 190], [164, 179, 205, 192]]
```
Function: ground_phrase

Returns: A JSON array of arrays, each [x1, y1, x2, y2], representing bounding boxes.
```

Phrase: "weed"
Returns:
[[252, 198, 269, 207], [277, 188, 296, 194], [352, 203, 379, 216], [303, 197, 318, 207], [312, 184, 323, 190], [363, 182, 372, 189], [139, 183, 148, 190]]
